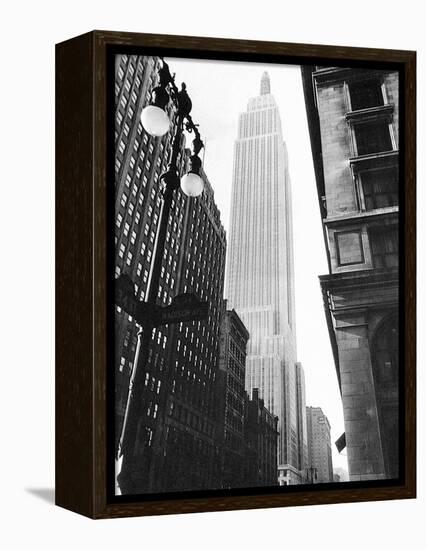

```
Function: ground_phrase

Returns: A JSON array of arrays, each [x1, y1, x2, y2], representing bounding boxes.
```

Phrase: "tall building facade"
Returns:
[[217, 302, 250, 488], [114, 54, 227, 493], [306, 406, 333, 483], [302, 66, 399, 481], [226, 72, 302, 484], [243, 389, 279, 487], [217, 302, 278, 488]]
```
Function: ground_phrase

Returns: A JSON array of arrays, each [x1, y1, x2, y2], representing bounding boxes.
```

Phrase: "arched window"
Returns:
[[372, 314, 399, 479]]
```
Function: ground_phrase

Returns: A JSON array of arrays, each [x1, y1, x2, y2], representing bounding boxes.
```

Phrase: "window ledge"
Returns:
[[345, 104, 394, 121], [324, 206, 399, 225], [349, 150, 399, 172]]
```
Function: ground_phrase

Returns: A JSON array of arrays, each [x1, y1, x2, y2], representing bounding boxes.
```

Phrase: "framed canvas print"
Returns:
[[55, 30, 416, 519]]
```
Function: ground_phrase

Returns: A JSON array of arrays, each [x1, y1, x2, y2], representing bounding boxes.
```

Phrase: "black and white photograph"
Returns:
[[112, 54, 401, 497], [3, 0, 423, 542]]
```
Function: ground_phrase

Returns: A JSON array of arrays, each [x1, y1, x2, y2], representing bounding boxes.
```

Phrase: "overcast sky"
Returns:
[[166, 56, 348, 472]]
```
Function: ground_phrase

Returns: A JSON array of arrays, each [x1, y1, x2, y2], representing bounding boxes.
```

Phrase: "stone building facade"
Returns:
[[302, 66, 400, 481], [114, 54, 227, 493]]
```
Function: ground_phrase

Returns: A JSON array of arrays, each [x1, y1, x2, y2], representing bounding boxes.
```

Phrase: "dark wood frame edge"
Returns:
[[55, 30, 416, 519]]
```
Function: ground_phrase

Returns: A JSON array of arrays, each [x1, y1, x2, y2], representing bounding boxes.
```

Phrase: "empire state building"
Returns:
[[226, 72, 305, 484]]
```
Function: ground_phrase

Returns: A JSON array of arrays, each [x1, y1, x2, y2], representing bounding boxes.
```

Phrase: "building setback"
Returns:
[[226, 72, 303, 484], [306, 406, 333, 483], [302, 66, 399, 481], [217, 302, 278, 488], [114, 54, 227, 494]]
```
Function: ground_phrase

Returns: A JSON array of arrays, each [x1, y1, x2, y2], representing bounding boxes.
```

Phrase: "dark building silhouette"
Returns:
[[243, 389, 279, 487], [217, 302, 250, 488], [114, 54, 227, 493], [302, 66, 399, 481], [217, 303, 279, 489]]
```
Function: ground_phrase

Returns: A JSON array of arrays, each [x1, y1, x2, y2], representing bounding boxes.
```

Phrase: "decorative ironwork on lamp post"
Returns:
[[115, 58, 208, 495]]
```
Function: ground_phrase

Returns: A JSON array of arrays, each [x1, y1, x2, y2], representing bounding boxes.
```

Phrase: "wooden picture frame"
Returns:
[[56, 30, 416, 519]]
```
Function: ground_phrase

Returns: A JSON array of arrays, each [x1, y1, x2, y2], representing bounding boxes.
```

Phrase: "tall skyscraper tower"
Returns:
[[226, 72, 301, 484]]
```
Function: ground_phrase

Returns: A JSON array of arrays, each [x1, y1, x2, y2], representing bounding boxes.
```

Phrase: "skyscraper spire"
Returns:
[[260, 71, 271, 95], [227, 75, 302, 485]]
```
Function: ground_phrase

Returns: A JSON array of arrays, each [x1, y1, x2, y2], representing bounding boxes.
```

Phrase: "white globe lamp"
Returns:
[[141, 105, 170, 137], [181, 154, 204, 197]]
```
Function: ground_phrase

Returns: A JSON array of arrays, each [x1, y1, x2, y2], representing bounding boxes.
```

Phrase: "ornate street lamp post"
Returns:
[[116, 59, 206, 495]]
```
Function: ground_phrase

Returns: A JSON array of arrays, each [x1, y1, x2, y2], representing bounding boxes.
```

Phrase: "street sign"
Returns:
[[157, 293, 208, 326], [115, 275, 209, 328]]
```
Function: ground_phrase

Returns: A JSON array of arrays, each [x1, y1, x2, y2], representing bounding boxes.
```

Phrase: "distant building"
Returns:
[[306, 406, 333, 483], [114, 54, 227, 494], [334, 467, 349, 482], [226, 71, 301, 484], [296, 363, 309, 474], [243, 389, 279, 488], [217, 302, 250, 488], [302, 66, 399, 481]]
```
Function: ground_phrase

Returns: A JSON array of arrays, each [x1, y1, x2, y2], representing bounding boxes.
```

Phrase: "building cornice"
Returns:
[[312, 67, 394, 86], [319, 267, 398, 393], [319, 267, 399, 292]]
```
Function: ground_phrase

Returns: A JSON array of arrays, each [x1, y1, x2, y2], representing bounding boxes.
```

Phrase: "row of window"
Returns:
[[225, 410, 243, 433], [228, 355, 245, 382], [316, 74, 399, 218], [229, 340, 246, 365], [171, 377, 217, 418], [346, 76, 398, 213], [168, 401, 215, 437], [225, 388, 245, 416]]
